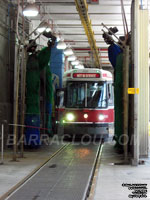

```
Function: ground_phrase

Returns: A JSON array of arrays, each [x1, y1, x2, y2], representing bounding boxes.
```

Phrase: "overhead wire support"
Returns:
[[74, 0, 101, 68]]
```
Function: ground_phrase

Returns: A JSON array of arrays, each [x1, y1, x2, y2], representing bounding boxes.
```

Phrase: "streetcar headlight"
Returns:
[[84, 114, 88, 119], [66, 113, 75, 121], [99, 114, 104, 121]]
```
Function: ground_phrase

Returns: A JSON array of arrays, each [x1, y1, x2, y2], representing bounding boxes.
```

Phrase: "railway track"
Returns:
[[2, 141, 103, 200]]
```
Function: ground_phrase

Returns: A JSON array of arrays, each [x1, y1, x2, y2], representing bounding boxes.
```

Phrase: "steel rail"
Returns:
[[86, 141, 103, 200], [83, 141, 103, 200]]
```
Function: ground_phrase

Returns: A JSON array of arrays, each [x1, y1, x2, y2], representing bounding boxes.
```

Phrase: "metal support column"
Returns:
[[13, 0, 20, 161], [13, 44, 20, 161], [131, 0, 149, 165], [123, 46, 129, 163], [138, 9, 149, 157], [20, 0, 26, 158], [131, 0, 139, 166]]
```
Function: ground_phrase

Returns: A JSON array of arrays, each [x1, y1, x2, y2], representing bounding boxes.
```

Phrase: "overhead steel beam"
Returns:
[[60, 33, 124, 36], [67, 40, 105, 42], [40, 12, 131, 15], [55, 24, 130, 27], [74, 0, 101, 68], [33, 0, 132, 6]]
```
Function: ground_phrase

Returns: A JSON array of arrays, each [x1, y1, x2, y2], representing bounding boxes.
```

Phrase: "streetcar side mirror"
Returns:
[[56, 88, 66, 108]]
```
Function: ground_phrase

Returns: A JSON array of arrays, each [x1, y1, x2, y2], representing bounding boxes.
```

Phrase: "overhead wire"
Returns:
[[121, 5, 127, 37]]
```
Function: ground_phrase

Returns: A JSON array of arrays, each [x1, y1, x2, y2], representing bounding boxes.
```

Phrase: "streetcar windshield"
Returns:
[[66, 81, 107, 108]]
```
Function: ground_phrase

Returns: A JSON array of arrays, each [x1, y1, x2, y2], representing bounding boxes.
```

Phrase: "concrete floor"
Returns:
[[94, 141, 150, 200], [0, 139, 150, 200], [0, 144, 63, 198]]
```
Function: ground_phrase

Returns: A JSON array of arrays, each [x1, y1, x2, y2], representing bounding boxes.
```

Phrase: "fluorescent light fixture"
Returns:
[[71, 60, 79, 65], [64, 48, 73, 56], [67, 55, 76, 61], [57, 41, 67, 49], [23, 3, 39, 17]]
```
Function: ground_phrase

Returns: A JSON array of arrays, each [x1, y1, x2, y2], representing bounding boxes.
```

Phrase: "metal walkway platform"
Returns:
[[7, 143, 101, 200]]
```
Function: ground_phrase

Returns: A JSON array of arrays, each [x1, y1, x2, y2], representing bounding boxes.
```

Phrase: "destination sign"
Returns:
[[73, 73, 100, 78]]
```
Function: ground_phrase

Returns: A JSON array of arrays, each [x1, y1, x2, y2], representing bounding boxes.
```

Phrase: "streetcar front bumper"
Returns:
[[63, 122, 111, 138]]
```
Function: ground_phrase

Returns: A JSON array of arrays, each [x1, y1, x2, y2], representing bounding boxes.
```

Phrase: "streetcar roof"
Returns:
[[63, 68, 113, 82]]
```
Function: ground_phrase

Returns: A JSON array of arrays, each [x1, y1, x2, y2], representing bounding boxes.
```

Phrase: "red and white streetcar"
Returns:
[[55, 68, 114, 139]]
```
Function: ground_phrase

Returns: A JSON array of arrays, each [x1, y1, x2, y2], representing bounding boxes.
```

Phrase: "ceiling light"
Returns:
[[23, 3, 39, 17], [64, 48, 73, 56], [67, 55, 76, 61], [74, 64, 84, 69], [37, 22, 51, 33], [37, 27, 46, 33], [57, 41, 67, 49], [46, 27, 51, 32], [71, 60, 79, 65]]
